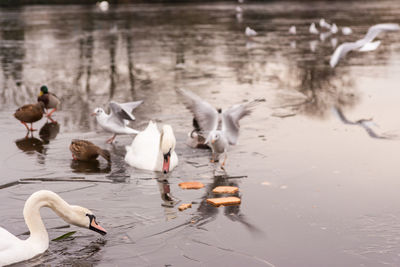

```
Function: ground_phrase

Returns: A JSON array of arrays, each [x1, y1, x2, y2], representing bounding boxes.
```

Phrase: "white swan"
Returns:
[[0, 190, 106, 266], [125, 121, 178, 173]]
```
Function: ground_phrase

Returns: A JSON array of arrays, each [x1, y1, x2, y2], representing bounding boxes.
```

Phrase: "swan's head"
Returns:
[[91, 108, 105, 117], [160, 125, 176, 174], [205, 130, 221, 144], [69, 205, 107, 235]]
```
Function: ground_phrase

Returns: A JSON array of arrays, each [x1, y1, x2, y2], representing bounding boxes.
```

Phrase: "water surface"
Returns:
[[2, 1, 400, 266]]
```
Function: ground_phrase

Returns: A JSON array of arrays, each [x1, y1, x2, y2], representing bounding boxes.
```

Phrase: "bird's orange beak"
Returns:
[[39, 91, 43, 97], [90, 112, 96, 116], [88, 215, 107, 235], [162, 154, 170, 174], [211, 139, 216, 144]]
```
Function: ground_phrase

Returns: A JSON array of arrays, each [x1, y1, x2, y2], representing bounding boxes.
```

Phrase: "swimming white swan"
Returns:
[[0, 190, 106, 266], [125, 121, 178, 174]]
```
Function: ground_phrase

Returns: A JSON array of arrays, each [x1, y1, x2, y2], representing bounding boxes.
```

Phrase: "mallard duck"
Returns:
[[14, 102, 45, 131], [70, 139, 111, 163], [37, 85, 61, 117]]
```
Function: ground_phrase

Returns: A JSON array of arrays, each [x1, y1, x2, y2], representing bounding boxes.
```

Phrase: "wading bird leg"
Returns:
[[46, 108, 57, 117], [210, 152, 215, 163], [29, 123, 37, 131], [21, 122, 30, 131], [220, 152, 227, 170], [106, 134, 116, 144]]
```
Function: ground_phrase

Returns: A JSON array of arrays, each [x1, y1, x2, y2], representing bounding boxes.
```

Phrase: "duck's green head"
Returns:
[[39, 85, 48, 96]]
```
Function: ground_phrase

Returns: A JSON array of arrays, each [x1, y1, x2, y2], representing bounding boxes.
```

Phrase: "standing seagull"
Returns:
[[92, 100, 143, 143], [177, 89, 260, 169]]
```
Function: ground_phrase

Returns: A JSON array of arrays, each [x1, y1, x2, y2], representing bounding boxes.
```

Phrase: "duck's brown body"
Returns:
[[37, 92, 60, 110], [70, 139, 111, 163], [14, 102, 45, 131]]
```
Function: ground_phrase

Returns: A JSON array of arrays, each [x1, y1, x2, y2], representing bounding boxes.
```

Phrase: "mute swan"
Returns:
[[0, 190, 106, 266], [124, 121, 178, 173]]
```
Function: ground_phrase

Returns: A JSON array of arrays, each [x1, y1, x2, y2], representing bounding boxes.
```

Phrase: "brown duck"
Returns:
[[70, 139, 111, 163], [14, 102, 45, 131], [37, 85, 61, 117]]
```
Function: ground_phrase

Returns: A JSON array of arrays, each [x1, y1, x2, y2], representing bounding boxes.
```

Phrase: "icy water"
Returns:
[[2, 1, 400, 266]]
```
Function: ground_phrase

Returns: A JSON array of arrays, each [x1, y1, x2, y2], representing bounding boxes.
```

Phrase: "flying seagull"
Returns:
[[330, 23, 400, 68], [177, 88, 261, 169]]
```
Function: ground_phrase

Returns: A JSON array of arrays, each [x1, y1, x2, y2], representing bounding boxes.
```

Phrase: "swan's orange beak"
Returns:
[[87, 214, 107, 235], [163, 154, 170, 174], [211, 139, 216, 144]]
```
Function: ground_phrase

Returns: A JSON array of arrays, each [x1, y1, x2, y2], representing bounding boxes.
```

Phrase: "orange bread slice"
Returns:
[[179, 181, 204, 189], [178, 203, 192, 211], [207, 197, 241, 207], [212, 186, 239, 194]]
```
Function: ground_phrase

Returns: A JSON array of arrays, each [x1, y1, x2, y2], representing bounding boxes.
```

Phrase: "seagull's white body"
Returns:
[[93, 101, 142, 143], [330, 23, 338, 34], [342, 27, 353, 35], [0, 190, 105, 266], [177, 89, 260, 169], [125, 121, 178, 173], [289, 25, 296, 35], [309, 23, 319, 34], [330, 23, 400, 68], [98, 1, 109, 12], [319, 18, 331, 29], [245, 26, 257, 36], [236, 6, 242, 13]]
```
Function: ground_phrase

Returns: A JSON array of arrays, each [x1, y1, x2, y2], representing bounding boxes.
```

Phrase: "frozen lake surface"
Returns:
[[2, 1, 400, 265]]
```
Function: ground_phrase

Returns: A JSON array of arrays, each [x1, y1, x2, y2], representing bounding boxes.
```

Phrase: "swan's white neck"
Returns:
[[23, 190, 74, 251]]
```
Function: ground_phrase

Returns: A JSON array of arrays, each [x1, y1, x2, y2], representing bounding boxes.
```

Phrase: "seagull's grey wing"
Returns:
[[363, 23, 400, 43], [330, 42, 362, 68], [177, 88, 219, 133], [222, 100, 260, 145], [118, 100, 143, 121], [109, 101, 136, 122]]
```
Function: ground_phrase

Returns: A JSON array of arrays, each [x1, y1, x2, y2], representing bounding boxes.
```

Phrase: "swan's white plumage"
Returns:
[[0, 190, 101, 266], [125, 121, 178, 172]]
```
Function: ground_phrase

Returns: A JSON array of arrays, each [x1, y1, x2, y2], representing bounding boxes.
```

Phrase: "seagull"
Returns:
[[319, 18, 332, 29], [342, 27, 353, 35], [330, 23, 400, 68], [97, 1, 109, 12], [245, 26, 257, 37], [177, 89, 261, 169], [92, 101, 143, 143], [330, 23, 338, 34], [236, 6, 242, 13], [309, 23, 319, 34], [289, 25, 296, 35]]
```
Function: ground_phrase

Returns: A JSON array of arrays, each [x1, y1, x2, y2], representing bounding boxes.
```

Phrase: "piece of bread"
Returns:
[[207, 197, 241, 207], [178, 203, 192, 211], [212, 186, 239, 194], [179, 181, 204, 189]]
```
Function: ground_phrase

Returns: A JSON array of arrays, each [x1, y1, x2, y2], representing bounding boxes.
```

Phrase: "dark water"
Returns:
[[2, 1, 400, 266]]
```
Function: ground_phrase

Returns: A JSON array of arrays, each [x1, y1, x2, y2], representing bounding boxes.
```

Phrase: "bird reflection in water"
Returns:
[[157, 178, 180, 221], [39, 121, 60, 143], [70, 160, 111, 174], [15, 134, 45, 154]]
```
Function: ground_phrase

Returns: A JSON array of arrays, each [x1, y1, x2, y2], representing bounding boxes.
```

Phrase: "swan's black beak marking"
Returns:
[[162, 149, 171, 174], [86, 214, 107, 235]]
